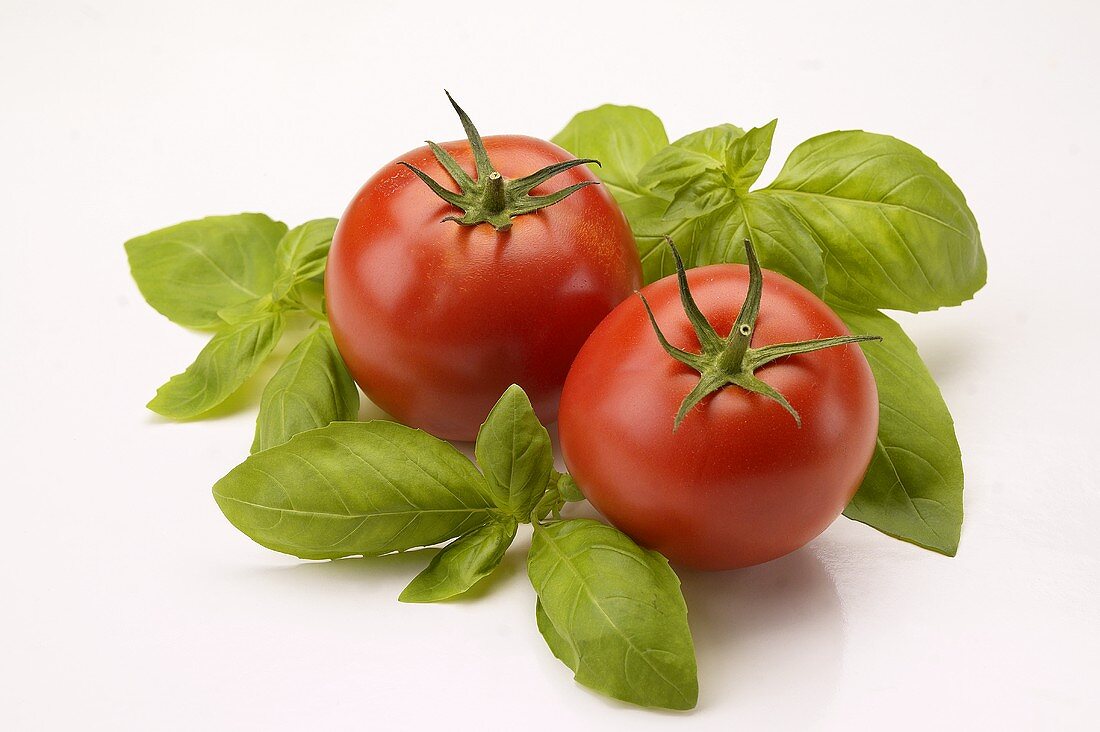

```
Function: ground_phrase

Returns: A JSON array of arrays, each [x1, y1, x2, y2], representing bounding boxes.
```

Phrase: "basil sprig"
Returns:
[[213, 384, 695, 708], [553, 106, 985, 555], [126, 214, 358, 447]]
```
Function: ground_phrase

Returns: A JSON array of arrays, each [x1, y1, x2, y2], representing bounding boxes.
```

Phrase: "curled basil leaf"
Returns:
[[399, 518, 517, 603], [251, 324, 359, 453]]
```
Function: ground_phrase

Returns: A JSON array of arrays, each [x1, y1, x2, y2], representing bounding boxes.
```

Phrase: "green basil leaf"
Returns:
[[272, 218, 338, 300], [216, 294, 277, 325], [398, 517, 517, 603], [637, 123, 745, 195], [693, 194, 828, 294], [835, 308, 964, 555], [251, 324, 359, 453], [528, 519, 698, 710], [624, 193, 705, 283], [125, 213, 287, 329], [147, 312, 285, 419], [555, 472, 585, 502], [662, 168, 737, 220], [725, 119, 776, 192], [474, 384, 554, 520], [763, 131, 986, 311], [213, 421, 497, 560], [551, 105, 668, 203]]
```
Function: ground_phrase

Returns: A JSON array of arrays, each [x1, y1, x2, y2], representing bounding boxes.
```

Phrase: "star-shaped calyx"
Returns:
[[639, 238, 882, 429], [398, 92, 600, 231]]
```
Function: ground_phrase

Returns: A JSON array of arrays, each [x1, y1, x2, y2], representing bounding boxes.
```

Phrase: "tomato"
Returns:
[[326, 95, 641, 440], [558, 241, 879, 570]]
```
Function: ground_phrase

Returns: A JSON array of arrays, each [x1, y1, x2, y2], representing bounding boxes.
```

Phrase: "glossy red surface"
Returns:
[[559, 264, 879, 570], [326, 135, 641, 440]]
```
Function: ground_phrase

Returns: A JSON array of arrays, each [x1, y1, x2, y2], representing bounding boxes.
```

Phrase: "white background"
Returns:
[[2, 1, 1098, 729]]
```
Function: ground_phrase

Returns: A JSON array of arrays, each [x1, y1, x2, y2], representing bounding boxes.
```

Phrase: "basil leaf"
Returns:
[[474, 384, 554, 520], [251, 324, 359, 453], [725, 119, 776, 192], [398, 517, 517, 603], [216, 294, 276, 325], [528, 519, 698, 710], [694, 194, 828, 294], [836, 308, 964, 555], [637, 123, 746, 196], [550, 105, 668, 203], [555, 472, 584, 502], [125, 213, 287, 329], [662, 168, 737, 220], [213, 421, 496, 560], [147, 312, 284, 419], [624, 193, 705, 283], [272, 218, 338, 300], [763, 131, 986, 311]]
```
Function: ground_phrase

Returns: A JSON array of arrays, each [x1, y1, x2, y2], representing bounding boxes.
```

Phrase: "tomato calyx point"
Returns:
[[398, 92, 601, 231], [639, 238, 882, 430]]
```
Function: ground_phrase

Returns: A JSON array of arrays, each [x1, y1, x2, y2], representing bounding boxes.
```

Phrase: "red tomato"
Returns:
[[558, 249, 879, 570], [326, 101, 641, 441]]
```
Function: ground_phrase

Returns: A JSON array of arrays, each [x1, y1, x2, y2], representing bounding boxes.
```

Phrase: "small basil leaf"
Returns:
[[764, 131, 986, 312], [147, 312, 285, 419], [213, 422, 496, 560], [474, 385, 554, 520], [528, 519, 698, 710], [725, 119, 777, 192], [693, 194, 828, 294], [637, 123, 746, 195], [251, 324, 359, 453], [662, 168, 737, 220], [398, 517, 517, 603], [555, 473, 585, 502], [216, 294, 277, 325], [835, 307, 964, 555], [272, 218, 338, 300], [550, 105, 668, 203], [125, 213, 287, 329]]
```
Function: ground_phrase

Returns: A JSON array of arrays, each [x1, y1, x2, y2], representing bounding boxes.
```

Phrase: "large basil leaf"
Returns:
[[694, 194, 827, 294], [474, 384, 555, 520], [213, 421, 497, 560], [763, 131, 985, 312], [251, 324, 359, 453], [837, 308, 964, 555], [147, 311, 285, 419], [398, 518, 517, 603], [272, 218, 338, 299], [125, 213, 287, 329], [550, 105, 668, 204], [528, 519, 698, 710]]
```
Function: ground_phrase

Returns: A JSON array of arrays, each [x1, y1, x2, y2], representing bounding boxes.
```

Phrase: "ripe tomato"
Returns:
[[558, 241, 879, 570], [326, 95, 641, 440]]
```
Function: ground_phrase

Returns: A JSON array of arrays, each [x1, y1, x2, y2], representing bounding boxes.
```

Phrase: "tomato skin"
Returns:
[[326, 135, 641, 441], [558, 264, 879, 570]]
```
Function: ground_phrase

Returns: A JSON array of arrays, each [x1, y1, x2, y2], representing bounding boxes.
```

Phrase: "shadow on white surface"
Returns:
[[679, 546, 844, 722]]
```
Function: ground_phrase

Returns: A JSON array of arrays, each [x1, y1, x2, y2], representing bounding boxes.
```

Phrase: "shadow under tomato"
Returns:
[[678, 542, 844, 721]]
